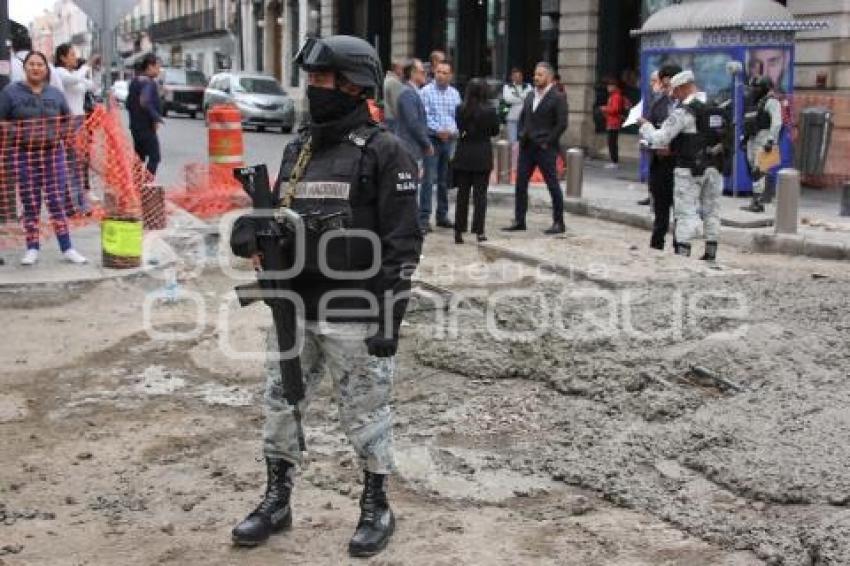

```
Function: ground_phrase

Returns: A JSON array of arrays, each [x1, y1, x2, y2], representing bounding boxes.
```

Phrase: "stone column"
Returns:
[[558, 0, 599, 152], [320, 0, 336, 37], [391, 0, 415, 62]]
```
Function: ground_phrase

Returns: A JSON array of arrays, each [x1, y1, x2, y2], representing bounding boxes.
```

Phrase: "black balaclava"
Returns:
[[307, 85, 362, 124]]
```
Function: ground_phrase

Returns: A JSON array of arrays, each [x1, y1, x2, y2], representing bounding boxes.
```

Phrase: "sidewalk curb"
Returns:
[[485, 190, 848, 262], [478, 241, 622, 289]]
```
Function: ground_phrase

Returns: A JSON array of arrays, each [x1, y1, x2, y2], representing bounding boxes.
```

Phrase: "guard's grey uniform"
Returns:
[[261, 106, 421, 476], [640, 92, 722, 246], [746, 96, 782, 196], [264, 323, 394, 473]]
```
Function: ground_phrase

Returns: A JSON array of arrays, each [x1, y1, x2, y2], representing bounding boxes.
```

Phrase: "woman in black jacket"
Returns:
[[452, 78, 500, 243]]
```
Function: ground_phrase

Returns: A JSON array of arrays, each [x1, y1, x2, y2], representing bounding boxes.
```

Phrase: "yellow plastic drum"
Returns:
[[101, 216, 143, 269]]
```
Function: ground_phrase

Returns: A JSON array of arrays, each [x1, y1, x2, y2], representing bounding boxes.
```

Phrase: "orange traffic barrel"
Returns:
[[208, 104, 244, 167]]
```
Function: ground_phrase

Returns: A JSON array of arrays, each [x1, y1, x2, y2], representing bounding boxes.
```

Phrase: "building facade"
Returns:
[[238, 0, 850, 156], [149, 0, 239, 78]]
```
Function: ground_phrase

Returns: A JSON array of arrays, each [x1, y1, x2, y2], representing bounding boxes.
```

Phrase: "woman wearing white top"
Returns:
[[54, 43, 95, 214]]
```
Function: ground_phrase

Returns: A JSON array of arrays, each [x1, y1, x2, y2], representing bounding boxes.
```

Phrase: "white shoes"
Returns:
[[19, 248, 87, 265], [63, 249, 88, 264], [604, 163, 619, 170], [20, 249, 39, 265]]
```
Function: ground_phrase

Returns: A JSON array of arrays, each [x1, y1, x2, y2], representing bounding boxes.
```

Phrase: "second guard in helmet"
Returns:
[[230, 35, 422, 558], [742, 75, 783, 213]]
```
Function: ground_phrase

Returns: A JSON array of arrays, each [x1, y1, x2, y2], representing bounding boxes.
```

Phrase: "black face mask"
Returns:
[[307, 86, 361, 123]]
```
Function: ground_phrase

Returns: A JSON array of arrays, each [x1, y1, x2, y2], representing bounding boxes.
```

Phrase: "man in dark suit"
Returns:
[[646, 64, 682, 250], [503, 62, 569, 234]]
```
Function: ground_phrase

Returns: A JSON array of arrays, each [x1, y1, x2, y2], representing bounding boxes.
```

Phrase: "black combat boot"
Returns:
[[675, 242, 692, 257], [700, 241, 718, 261], [232, 458, 294, 546], [741, 194, 764, 213], [543, 220, 566, 235], [348, 471, 395, 557]]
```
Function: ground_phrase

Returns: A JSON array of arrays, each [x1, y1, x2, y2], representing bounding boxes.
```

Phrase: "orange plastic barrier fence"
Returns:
[[0, 103, 150, 252]]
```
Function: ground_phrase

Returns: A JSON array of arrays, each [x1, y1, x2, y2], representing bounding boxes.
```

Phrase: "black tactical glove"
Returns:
[[230, 214, 259, 258], [763, 139, 774, 153], [365, 335, 398, 358]]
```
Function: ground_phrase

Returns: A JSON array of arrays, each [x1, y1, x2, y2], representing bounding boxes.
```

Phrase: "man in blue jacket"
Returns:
[[395, 59, 433, 213], [126, 53, 163, 175]]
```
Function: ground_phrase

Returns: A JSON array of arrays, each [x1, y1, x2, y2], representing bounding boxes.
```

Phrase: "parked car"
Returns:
[[204, 72, 295, 133], [160, 67, 207, 118], [110, 80, 129, 106]]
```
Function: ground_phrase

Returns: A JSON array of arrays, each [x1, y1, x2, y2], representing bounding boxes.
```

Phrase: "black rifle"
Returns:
[[233, 165, 306, 451]]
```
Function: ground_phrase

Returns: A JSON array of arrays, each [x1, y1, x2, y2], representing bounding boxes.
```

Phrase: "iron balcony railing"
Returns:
[[149, 9, 223, 43]]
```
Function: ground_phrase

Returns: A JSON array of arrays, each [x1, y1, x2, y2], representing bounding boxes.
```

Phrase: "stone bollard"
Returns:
[[841, 182, 850, 217], [566, 148, 584, 198], [495, 140, 512, 185], [775, 168, 800, 235]]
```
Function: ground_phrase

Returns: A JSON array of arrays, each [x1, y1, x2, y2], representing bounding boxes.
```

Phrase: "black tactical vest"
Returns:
[[744, 95, 775, 137], [275, 125, 381, 279], [671, 99, 731, 176]]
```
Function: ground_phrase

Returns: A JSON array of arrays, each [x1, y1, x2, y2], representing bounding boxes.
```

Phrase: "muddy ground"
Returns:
[[1, 204, 848, 565]]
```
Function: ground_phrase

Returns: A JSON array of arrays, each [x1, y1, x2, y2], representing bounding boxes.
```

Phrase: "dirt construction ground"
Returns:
[[1, 204, 849, 565]]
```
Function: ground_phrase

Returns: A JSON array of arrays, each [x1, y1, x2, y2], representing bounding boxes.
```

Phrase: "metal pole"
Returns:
[[0, 0, 9, 91], [775, 168, 800, 235], [841, 182, 850, 217], [731, 71, 739, 199], [100, 0, 113, 106], [566, 147, 584, 198], [495, 139, 511, 185]]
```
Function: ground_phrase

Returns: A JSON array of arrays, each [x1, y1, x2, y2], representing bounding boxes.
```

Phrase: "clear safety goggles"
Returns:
[[294, 37, 334, 69]]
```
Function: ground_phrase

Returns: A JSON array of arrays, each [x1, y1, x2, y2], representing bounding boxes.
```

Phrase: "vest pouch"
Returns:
[[744, 111, 760, 137]]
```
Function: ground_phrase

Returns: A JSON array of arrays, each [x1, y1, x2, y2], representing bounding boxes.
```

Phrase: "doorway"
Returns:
[[337, 0, 392, 71]]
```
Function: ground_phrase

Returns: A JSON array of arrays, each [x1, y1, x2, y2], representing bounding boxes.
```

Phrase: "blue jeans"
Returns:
[[419, 137, 455, 226]]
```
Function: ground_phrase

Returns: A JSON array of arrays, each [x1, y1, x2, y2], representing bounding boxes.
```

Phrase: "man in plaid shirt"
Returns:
[[418, 60, 461, 233]]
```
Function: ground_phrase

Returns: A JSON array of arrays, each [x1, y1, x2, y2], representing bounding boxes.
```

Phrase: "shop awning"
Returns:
[[632, 0, 828, 36]]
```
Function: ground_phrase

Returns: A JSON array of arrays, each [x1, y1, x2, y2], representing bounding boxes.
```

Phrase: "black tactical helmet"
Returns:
[[295, 35, 383, 97], [748, 75, 774, 97]]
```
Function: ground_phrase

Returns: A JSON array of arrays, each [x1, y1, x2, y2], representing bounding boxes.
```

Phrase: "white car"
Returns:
[[110, 80, 129, 106]]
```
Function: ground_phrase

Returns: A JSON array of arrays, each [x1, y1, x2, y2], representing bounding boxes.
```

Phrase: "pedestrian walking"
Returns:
[[502, 61, 568, 235], [54, 43, 96, 215], [645, 64, 682, 250], [395, 58, 433, 166], [638, 70, 725, 261], [600, 79, 629, 169], [501, 67, 532, 145], [0, 51, 87, 265], [230, 35, 422, 559], [452, 78, 500, 244], [382, 61, 404, 133], [126, 54, 163, 176], [419, 59, 461, 232]]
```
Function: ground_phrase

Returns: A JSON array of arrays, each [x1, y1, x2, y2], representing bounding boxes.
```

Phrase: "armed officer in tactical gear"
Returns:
[[230, 35, 422, 557], [638, 70, 725, 261], [742, 75, 783, 213]]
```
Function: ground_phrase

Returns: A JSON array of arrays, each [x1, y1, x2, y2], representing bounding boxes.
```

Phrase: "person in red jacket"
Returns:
[[599, 79, 629, 169]]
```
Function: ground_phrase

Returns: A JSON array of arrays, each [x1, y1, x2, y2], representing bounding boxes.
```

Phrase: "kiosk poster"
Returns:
[[645, 52, 735, 103], [746, 47, 792, 95]]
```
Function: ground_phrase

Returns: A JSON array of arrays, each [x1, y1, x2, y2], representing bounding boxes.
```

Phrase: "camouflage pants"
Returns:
[[263, 322, 395, 474], [747, 131, 772, 195], [674, 166, 723, 244]]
